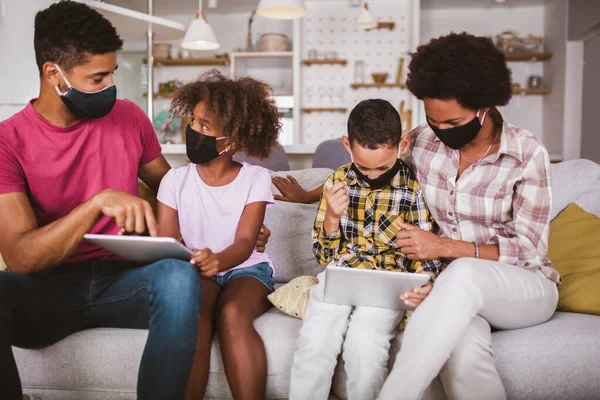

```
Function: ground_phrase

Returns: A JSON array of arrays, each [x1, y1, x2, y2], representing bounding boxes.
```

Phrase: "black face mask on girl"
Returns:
[[185, 124, 228, 165], [428, 109, 486, 150]]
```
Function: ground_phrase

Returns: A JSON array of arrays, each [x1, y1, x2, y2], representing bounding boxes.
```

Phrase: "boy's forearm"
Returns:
[[323, 214, 340, 235]]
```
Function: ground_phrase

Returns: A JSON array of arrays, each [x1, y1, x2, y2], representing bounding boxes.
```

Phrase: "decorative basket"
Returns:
[[259, 33, 288, 52]]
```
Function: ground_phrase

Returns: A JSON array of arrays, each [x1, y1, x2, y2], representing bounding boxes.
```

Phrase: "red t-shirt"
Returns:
[[0, 99, 162, 264]]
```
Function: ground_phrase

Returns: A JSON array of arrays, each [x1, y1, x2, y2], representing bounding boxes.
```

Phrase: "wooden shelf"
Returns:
[[144, 92, 175, 98], [350, 82, 406, 90], [302, 59, 348, 66], [149, 57, 230, 66], [301, 107, 347, 113], [512, 87, 552, 95], [231, 51, 293, 59], [504, 52, 552, 62]]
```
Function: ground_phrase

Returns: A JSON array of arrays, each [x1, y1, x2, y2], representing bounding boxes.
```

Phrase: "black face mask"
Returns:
[[351, 159, 402, 190], [428, 110, 485, 150], [185, 124, 227, 164], [54, 64, 117, 119]]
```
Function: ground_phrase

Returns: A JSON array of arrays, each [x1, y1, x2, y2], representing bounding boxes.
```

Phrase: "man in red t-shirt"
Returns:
[[0, 2, 268, 399]]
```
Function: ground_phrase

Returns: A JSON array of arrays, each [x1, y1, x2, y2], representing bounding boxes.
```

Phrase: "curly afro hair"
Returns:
[[34, 1, 123, 74], [406, 32, 512, 111], [170, 70, 281, 160]]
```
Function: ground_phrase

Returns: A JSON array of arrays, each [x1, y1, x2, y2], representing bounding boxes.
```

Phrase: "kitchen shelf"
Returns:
[[301, 107, 347, 113], [143, 92, 175, 98], [302, 59, 348, 66], [512, 87, 552, 95], [145, 57, 230, 66], [350, 82, 406, 90], [231, 51, 293, 59], [504, 52, 552, 62]]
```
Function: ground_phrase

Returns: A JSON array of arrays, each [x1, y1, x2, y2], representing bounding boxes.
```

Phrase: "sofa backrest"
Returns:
[[266, 159, 600, 283]]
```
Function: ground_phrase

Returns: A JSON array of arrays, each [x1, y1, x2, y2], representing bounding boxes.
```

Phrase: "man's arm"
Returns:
[[138, 155, 171, 194], [0, 190, 157, 275]]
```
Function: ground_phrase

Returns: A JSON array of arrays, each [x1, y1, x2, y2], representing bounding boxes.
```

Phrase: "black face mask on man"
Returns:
[[185, 124, 228, 165], [54, 64, 117, 119], [428, 109, 486, 150]]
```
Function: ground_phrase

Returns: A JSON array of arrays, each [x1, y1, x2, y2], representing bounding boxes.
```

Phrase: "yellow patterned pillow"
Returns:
[[268, 275, 318, 319], [0, 253, 5, 271]]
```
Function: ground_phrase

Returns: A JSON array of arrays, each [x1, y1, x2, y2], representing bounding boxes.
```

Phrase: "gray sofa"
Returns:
[[14, 160, 600, 400]]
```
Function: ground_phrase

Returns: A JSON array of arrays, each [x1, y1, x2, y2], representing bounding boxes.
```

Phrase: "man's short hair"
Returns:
[[34, 0, 123, 74]]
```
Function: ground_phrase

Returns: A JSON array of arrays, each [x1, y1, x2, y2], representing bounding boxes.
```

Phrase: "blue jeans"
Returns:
[[0, 259, 202, 400], [210, 262, 275, 292]]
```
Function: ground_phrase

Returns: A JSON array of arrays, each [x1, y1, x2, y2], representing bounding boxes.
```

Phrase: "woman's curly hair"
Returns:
[[407, 32, 513, 113], [170, 70, 281, 159]]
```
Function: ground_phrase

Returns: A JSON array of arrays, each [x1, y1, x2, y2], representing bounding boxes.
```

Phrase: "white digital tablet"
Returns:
[[84, 234, 195, 263], [323, 266, 431, 310]]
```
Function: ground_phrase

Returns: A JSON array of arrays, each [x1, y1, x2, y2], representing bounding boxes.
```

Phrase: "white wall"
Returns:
[[0, 0, 54, 120], [420, 6, 548, 147]]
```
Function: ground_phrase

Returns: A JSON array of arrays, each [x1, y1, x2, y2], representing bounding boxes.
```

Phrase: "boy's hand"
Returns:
[[400, 280, 433, 308], [325, 181, 350, 220], [255, 225, 270, 253], [190, 248, 220, 277], [395, 221, 448, 260]]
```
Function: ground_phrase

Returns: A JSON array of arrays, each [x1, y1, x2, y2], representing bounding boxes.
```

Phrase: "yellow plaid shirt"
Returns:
[[312, 163, 443, 278]]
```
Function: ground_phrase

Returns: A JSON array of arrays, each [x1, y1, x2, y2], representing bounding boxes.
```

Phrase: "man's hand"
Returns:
[[255, 225, 270, 253], [190, 248, 220, 277], [395, 221, 448, 260], [400, 280, 433, 308], [325, 182, 349, 220], [272, 175, 311, 203], [94, 189, 157, 237]]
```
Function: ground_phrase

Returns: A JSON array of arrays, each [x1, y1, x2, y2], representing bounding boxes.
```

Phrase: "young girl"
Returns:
[[157, 70, 281, 400]]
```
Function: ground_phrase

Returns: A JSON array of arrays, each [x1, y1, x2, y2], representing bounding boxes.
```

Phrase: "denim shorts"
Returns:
[[210, 262, 274, 293]]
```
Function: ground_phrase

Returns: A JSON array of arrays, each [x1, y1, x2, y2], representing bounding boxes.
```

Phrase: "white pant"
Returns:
[[378, 258, 559, 400], [289, 271, 404, 400]]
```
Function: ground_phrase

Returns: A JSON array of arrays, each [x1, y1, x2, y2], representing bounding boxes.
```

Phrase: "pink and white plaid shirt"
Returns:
[[402, 122, 561, 284]]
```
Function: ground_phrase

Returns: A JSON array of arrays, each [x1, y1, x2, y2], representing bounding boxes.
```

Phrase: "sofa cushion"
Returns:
[[14, 308, 303, 400], [550, 159, 600, 219], [266, 169, 333, 283], [331, 312, 600, 400], [548, 204, 600, 315]]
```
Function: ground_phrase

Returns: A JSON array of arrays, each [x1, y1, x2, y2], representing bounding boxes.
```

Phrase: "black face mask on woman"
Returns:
[[185, 124, 228, 164], [428, 109, 486, 150]]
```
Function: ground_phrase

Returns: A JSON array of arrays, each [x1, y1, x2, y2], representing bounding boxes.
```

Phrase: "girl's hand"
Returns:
[[190, 248, 220, 277], [400, 281, 433, 308], [395, 221, 448, 260]]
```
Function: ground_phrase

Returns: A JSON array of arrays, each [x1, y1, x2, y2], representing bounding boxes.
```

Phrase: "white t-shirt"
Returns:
[[157, 162, 274, 275]]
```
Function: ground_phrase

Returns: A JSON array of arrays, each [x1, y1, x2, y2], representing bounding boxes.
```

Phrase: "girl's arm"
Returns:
[[157, 201, 180, 239], [192, 201, 268, 277], [217, 201, 267, 269]]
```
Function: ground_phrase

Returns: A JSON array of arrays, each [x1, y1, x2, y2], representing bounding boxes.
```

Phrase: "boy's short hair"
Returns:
[[347, 99, 402, 149], [34, 0, 123, 74]]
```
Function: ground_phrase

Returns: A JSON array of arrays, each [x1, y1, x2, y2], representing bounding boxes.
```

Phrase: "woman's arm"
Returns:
[[440, 239, 499, 261]]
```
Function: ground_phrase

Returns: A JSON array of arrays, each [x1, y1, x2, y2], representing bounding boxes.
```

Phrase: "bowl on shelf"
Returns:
[[371, 72, 389, 84]]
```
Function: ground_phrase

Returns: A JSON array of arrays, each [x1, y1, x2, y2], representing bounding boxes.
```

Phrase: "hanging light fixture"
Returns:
[[181, 0, 220, 50], [256, 0, 307, 20], [357, 2, 377, 30]]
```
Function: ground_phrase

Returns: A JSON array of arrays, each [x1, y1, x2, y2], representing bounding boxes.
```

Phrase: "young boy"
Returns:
[[289, 99, 443, 400]]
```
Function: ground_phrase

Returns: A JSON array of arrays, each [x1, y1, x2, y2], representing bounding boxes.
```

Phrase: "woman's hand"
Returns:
[[401, 281, 433, 308], [395, 221, 448, 260], [190, 248, 220, 277], [272, 175, 311, 203]]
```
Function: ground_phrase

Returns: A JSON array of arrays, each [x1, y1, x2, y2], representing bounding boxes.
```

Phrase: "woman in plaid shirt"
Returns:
[[378, 33, 560, 400]]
